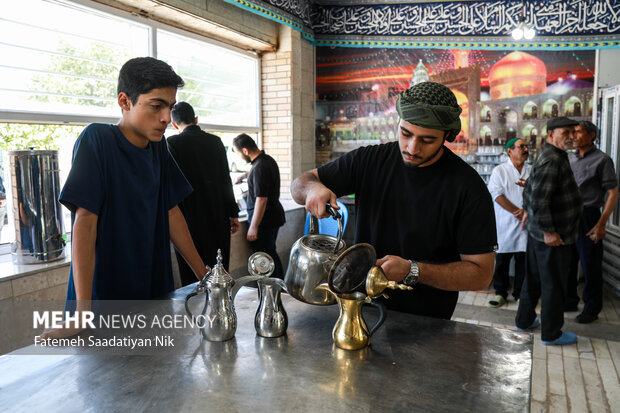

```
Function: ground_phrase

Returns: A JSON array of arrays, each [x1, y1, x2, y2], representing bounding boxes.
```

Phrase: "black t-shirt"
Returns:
[[247, 151, 285, 228], [318, 142, 497, 319]]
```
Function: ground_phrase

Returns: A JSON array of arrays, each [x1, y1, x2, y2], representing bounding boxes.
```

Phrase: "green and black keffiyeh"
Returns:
[[396, 82, 462, 142]]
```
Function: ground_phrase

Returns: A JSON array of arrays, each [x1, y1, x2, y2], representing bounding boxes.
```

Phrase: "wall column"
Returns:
[[261, 26, 315, 200]]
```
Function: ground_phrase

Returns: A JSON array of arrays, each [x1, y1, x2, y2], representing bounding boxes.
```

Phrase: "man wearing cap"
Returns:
[[291, 82, 497, 320], [487, 138, 531, 308], [516, 116, 582, 345], [566, 120, 618, 323]]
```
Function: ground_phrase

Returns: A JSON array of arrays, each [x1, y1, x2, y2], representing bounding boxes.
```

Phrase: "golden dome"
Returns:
[[489, 51, 547, 100]]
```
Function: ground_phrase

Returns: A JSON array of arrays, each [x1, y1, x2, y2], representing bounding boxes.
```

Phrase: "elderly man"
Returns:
[[516, 117, 582, 346], [566, 121, 618, 323], [487, 138, 531, 308], [291, 81, 497, 320]]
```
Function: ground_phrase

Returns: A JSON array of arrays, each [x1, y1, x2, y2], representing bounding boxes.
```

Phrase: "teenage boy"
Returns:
[[41, 57, 207, 339]]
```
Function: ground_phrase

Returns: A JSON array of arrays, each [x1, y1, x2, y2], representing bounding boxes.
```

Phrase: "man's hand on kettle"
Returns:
[[230, 217, 240, 234], [305, 186, 338, 219], [376, 255, 409, 282]]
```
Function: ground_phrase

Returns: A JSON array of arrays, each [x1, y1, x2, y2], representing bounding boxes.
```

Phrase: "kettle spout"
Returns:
[[316, 283, 337, 300]]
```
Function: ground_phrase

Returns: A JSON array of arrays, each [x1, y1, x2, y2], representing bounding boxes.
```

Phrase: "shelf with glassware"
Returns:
[[461, 146, 507, 185]]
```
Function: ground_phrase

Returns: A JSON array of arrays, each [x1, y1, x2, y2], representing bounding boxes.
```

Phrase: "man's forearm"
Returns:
[[251, 197, 267, 229], [599, 187, 618, 225], [494, 195, 519, 214], [169, 206, 207, 281], [291, 170, 320, 205], [418, 253, 494, 291]]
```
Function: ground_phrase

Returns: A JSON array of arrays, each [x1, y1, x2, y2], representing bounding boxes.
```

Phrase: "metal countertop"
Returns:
[[0, 285, 532, 412]]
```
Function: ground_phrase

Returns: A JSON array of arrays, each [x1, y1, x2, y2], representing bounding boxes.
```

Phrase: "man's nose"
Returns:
[[162, 109, 171, 124], [407, 137, 419, 153]]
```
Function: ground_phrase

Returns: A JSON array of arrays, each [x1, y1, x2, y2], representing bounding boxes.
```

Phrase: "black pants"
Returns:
[[250, 226, 284, 279], [566, 207, 604, 316], [493, 252, 526, 300], [516, 235, 572, 341]]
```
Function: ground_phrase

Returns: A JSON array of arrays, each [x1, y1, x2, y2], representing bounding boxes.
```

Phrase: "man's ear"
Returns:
[[242, 148, 249, 156], [194, 116, 198, 125], [118, 92, 131, 112]]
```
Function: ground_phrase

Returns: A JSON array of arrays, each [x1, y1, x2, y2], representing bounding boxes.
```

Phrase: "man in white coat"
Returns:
[[487, 138, 531, 307]]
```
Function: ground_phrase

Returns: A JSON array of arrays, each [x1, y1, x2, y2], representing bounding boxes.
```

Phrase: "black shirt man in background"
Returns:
[[168, 102, 240, 285], [233, 133, 285, 278]]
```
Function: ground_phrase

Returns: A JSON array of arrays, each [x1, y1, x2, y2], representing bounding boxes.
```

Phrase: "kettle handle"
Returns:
[[363, 300, 387, 337], [185, 290, 200, 319], [231, 275, 266, 301], [309, 203, 344, 253]]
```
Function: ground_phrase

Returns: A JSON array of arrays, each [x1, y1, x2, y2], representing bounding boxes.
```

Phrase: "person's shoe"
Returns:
[[488, 295, 506, 308], [575, 312, 598, 324], [516, 316, 540, 332], [542, 332, 578, 346]]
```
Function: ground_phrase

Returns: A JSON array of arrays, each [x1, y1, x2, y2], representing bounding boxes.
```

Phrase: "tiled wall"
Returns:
[[0, 265, 69, 302]]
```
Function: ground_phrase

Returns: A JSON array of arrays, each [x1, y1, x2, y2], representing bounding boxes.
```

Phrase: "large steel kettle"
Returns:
[[284, 204, 346, 305]]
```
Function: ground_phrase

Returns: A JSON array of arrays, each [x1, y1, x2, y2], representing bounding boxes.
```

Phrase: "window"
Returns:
[[0, 0, 261, 248], [157, 30, 260, 128], [0, 0, 150, 118]]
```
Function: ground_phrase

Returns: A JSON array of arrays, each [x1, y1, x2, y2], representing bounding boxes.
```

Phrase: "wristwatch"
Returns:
[[403, 260, 420, 286]]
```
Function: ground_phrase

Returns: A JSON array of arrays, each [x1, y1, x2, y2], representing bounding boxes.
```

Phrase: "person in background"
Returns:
[[42, 57, 207, 339], [232, 134, 285, 278], [517, 117, 582, 345], [566, 120, 618, 323], [168, 102, 240, 284], [487, 138, 531, 308], [291, 81, 497, 320]]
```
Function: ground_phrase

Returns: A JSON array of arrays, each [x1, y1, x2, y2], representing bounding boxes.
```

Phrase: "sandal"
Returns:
[[488, 295, 506, 308]]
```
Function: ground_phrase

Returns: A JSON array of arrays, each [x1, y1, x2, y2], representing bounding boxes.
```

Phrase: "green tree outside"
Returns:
[[1, 40, 122, 150]]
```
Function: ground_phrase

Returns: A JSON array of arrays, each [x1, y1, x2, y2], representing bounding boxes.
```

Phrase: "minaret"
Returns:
[[410, 60, 429, 86]]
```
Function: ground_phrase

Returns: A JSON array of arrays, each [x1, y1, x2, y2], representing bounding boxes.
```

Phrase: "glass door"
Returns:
[[601, 86, 620, 227]]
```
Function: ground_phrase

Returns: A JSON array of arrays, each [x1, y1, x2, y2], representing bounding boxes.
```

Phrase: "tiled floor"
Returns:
[[451, 288, 620, 412]]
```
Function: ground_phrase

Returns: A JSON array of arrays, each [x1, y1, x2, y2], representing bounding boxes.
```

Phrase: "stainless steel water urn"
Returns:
[[9, 149, 65, 264]]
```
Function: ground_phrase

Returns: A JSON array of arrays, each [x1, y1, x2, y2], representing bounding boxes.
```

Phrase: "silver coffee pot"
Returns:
[[249, 252, 288, 338], [185, 250, 264, 342]]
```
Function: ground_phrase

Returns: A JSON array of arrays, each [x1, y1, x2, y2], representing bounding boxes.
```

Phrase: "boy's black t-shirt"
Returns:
[[247, 151, 285, 228], [318, 142, 497, 319]]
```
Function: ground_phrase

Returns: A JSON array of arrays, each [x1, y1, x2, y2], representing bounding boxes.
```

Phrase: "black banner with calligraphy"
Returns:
[[223, 0, 620, 49]]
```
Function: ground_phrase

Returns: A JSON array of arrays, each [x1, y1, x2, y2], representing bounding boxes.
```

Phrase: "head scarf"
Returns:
[[395, 82, 462, 142]]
